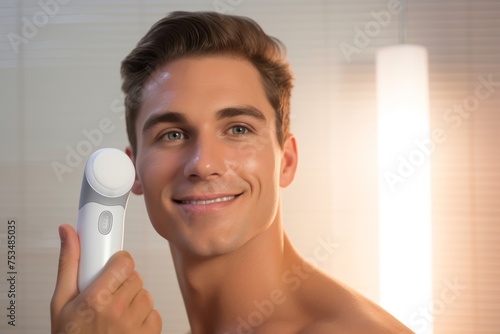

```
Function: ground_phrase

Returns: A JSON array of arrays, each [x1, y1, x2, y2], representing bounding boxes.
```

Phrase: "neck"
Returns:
[[169, 210, 302, 333]]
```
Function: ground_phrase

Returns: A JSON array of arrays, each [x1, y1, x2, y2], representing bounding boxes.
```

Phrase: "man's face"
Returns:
[[128, 56, 297, 257]]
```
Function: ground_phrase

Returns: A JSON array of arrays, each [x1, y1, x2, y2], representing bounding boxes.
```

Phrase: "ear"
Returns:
[[279, 135, 298, 188], [125, 146, 143, 195]]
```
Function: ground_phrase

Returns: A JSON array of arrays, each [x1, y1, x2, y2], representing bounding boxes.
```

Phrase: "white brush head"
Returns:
[[85, 148, 135, 197]]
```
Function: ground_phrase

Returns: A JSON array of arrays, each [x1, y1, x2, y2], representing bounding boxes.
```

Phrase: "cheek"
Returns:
[[246, 147, 281, 229], [136, 152, 178, 237], [137, 151, 178, 196], [229, 140, 281, 193]]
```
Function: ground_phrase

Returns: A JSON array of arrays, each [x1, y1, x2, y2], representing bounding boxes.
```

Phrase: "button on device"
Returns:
[[98, 211, 113, 235]]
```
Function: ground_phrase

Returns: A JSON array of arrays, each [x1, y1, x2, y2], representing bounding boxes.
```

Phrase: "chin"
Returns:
[[160, 219, 263, 259], [163, 233, 244, 259], [145, 197, 275, 258]]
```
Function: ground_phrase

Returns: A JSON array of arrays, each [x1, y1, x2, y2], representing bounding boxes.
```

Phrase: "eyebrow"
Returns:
[[142, 106, 267, 134], [142, 111, 187, 134], [216, 106, 266, 121]]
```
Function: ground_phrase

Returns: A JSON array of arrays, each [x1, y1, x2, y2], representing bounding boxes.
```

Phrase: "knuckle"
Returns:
[[131, 270, 144, 286], [146, 309, 163, 331], [85, 288, 113, 312], [137, 288, 154, 307], [107, 300, 125, 321], [109, 251, 135, 271], [121, 271, 143, 292], [114, 250, 136, 270], [121, 250, 135, 265]]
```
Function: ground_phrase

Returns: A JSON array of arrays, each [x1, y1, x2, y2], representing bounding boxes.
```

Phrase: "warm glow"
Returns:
[[376, 45, 433, 333]]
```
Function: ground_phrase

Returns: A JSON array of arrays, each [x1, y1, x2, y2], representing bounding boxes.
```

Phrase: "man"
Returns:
[[51, 11, 412, 333]]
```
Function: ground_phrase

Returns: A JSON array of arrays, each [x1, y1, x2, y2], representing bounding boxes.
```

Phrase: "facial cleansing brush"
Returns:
[[76, 148, 135, 292]]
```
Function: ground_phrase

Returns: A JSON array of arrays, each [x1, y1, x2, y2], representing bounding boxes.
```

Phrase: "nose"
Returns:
[[183, 133, 226, 181]]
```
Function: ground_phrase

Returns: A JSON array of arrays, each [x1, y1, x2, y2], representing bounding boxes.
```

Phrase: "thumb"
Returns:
[[50, 224, 80, 319]]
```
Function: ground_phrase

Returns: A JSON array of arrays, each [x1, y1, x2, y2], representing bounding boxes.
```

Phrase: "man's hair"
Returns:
[[120, 11, 293, 154]]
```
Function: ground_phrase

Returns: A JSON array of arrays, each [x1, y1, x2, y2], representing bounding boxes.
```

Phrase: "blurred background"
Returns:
[[0, 0, 499, 333]]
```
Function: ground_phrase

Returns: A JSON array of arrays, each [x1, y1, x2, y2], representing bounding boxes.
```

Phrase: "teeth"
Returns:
[[181, 196, 235, 205]]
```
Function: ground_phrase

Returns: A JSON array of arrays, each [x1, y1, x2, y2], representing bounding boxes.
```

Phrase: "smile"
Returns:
[[179, 195, 236, 205]]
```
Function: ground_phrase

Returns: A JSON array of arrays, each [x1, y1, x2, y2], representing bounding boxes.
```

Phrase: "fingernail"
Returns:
[[58, 225, 67, 243]]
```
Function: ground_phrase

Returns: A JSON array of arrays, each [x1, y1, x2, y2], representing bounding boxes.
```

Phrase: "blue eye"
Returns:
[[230, 125, 249, 135], [163, 131, 185, 141]]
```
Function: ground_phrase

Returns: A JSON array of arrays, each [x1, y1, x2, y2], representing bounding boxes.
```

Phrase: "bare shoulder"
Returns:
[[298, 319, 413, 334], [294, 269, 414, 334]]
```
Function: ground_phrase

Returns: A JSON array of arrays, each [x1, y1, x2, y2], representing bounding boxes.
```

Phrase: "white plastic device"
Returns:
[[76, 148, 135, 292]]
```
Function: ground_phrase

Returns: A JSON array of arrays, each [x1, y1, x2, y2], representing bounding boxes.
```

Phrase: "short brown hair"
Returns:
[[120, 11, 293, 154]]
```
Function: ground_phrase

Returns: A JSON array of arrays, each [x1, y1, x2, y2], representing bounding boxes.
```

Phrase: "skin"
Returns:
[[51, 55, 413, 333]]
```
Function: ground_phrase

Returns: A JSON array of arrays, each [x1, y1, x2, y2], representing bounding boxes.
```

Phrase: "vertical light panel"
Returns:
[[376, 45, 432, 332]]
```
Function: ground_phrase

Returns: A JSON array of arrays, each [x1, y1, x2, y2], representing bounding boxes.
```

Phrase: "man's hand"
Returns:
[[50, 224, 162, 334]]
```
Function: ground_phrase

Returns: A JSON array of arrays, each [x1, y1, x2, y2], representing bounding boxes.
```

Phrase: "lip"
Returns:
[[172, 193, 242, 214]]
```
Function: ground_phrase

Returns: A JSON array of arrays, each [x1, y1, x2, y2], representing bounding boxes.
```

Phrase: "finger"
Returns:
[[113, 271, 144, 310], [142, 308, 163, 333], [129, 287, 155, 324], [86, 251, 135, 297], [50, 224, 80, 322]]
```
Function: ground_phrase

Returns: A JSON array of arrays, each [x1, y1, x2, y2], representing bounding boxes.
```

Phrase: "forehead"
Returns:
[[137, 56, 275, 125]]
